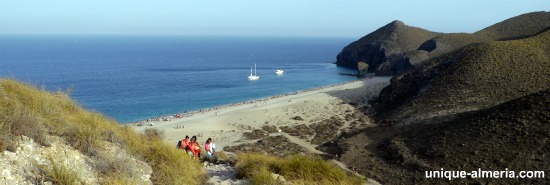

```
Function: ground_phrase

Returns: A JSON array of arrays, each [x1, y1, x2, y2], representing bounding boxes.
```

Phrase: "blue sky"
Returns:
[[1, 0, 548, 38]]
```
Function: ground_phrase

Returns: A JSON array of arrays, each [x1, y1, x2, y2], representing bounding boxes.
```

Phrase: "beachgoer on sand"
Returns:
[[204, 138, 216, 157], [187, 136, 201, 160]]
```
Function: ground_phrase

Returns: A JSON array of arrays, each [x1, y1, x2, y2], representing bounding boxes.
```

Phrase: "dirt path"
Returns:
[[204, 162, 246, 185], [278, 132, 382, 185], [278, 133, 323, 154]]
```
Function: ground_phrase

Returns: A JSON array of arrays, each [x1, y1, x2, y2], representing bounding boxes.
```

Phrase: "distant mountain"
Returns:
[[337, 11, 550, 75], [373, 29, 550, 125], [335, 21, 441, 76]]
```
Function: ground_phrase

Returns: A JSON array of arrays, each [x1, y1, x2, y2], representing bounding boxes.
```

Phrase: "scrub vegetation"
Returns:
[[0, 79, 205, 185]]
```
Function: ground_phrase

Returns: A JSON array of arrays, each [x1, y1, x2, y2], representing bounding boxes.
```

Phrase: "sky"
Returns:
[[1, 0, 549, 38]]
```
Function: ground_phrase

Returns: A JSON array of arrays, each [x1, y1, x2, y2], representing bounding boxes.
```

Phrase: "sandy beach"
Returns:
[[133, 77, 391, 150]]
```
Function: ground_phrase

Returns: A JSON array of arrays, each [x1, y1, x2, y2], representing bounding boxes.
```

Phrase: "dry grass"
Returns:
[[10, 112, 50, 147], [0, 79, 206, 185], [236, 153, 364, 185], [37, 154, 84, 185]]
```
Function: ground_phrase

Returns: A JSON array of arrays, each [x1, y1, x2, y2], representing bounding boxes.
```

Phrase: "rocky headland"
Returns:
[[336, 11, 550, 76]]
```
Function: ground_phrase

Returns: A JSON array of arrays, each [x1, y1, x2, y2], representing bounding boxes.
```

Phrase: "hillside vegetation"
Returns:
[[0, 79, 205, 184], [342, 89, 549, 184], [374, 29, 550, 125], [416, 11, 550, 59], [476, 11, 550, 40], [394, 89, 550, 184]]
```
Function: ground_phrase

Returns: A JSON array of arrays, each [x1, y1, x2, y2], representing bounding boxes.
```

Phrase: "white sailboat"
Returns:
[[247, 63, 259, 80]]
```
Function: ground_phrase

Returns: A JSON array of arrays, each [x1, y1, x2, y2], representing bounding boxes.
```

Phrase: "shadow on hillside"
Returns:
[[321, 77, 392, 107]]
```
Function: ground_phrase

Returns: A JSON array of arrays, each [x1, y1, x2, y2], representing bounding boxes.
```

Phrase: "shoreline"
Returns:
[[128, 77, 376, 125], [132, 76, 392, 150]]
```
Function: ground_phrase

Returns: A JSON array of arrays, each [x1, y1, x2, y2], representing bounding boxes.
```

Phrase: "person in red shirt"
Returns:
[[179, 135, 189, 150], [187, 136, 201, 160]]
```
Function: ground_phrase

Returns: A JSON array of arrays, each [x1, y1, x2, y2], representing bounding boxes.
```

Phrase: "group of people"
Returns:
[[177, 135, 216, 160]]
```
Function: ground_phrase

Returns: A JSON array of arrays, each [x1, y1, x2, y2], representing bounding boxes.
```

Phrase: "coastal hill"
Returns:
[[475, 11, 550, 40], [335, 20, 441, 75], [373, 29, 550, 125], [337, 11, 550, 75], [333, 18, 550, 184]]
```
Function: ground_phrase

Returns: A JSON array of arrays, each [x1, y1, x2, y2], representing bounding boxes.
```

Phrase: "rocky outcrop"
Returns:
[[337, 11, 550, 75], [0, 135, 152, 185], [336, 20, 442, 75], [357, 62, 369, 77]]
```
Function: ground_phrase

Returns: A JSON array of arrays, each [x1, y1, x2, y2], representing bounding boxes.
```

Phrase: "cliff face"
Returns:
[[336, 21, 441, 76], [337, 11, 550, 75]]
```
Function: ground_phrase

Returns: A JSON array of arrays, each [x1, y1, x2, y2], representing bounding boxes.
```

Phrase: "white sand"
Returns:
[[133, 77, 391, 150]]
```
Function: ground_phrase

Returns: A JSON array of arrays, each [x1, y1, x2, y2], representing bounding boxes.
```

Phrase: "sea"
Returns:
[[0, 35, 358, 123]]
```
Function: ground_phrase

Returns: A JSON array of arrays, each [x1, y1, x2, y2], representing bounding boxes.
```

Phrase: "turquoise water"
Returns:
[[0, 35, 357, 123]]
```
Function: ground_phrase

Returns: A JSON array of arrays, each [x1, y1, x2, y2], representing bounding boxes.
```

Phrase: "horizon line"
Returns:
[[0, 33, 358, 39]]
